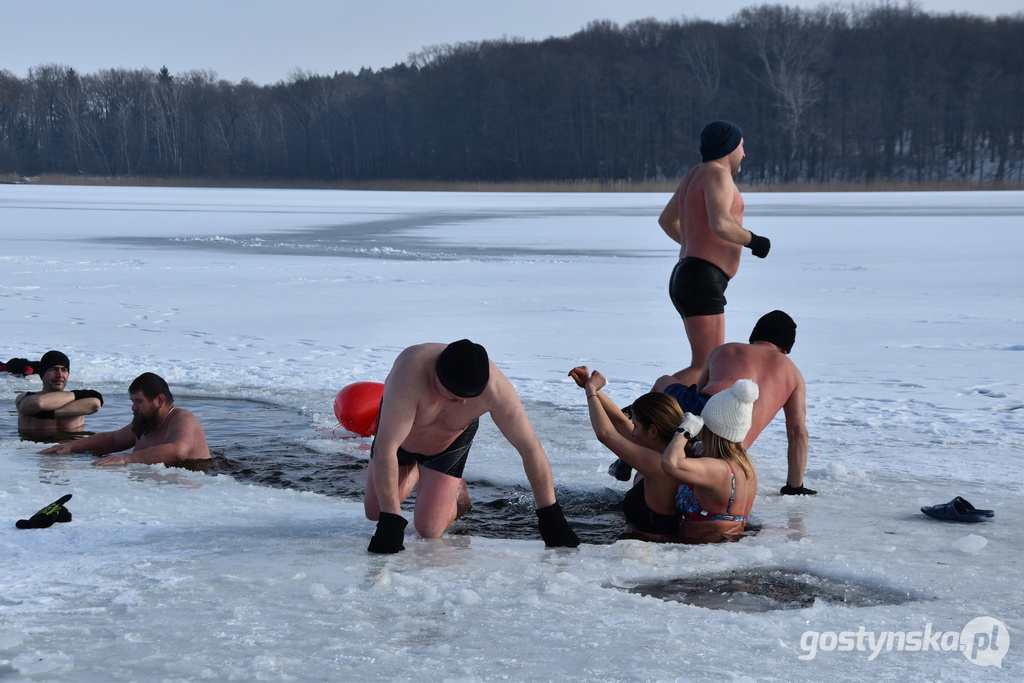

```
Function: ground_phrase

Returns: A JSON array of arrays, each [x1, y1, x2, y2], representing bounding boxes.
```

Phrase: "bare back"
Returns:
[[700, 342, 805, 448], [678, 163, 745, 277], [680, 463, 758, 542]]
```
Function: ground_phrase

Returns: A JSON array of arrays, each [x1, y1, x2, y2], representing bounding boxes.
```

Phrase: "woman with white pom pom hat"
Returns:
[[570, 367, 757, 543], [662, 378, 759, 542]]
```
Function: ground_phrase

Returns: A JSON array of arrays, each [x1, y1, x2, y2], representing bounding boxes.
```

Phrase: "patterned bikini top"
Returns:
[[675, 463, 747, 523]]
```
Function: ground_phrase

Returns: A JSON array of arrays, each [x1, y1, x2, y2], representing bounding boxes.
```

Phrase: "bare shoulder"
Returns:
[[176, 407, 201, 421], [786, 358, 806, 387], [170, 407, 205, 431], [488, 360, 515, 389], [706, 342, 746, 364], [387, 343, 444, 397], [678, 166, 699, 192], [481, 363, 527, 413], [701, 163, 735, 193], [391, 343, 445, 374]]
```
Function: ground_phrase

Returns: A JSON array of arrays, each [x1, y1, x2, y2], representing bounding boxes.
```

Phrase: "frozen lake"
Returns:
[[1, 185, 1022, 681]]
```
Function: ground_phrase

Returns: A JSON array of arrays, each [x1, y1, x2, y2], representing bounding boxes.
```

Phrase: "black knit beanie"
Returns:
[[749, 311, 797, 353], [39, 350, 71, 376], [436, 339, 490, 398], [700, 120, 743, 162]]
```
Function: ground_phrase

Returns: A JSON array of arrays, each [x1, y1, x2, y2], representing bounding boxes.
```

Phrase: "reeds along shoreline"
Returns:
[[3, 173, 1022, 193]]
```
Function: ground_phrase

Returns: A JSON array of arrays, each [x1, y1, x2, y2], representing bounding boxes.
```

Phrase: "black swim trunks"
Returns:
[[371, 418, 479, 479], [622, 478, 681, 535], [669, 257, 730, 318]]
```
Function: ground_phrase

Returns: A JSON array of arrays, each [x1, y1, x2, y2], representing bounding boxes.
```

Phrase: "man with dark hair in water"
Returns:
[[364, 339, 579, 553], [39, 372, 210, 466], [16, 350, 103, 433]]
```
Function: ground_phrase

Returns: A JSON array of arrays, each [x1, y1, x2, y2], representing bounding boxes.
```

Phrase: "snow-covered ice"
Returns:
[[1, 185, 1021, 681]]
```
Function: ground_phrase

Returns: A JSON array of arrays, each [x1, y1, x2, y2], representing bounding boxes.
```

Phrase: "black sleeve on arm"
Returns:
[[73, 389, 104, 405]]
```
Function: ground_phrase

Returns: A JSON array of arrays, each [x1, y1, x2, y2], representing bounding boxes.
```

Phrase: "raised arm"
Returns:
[[661, 432, 721, 488], [568, 366, 632, 439], [571, 368, 664, 480]]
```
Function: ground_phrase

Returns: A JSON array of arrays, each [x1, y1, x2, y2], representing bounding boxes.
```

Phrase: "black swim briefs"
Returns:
[[371, 418, 479, 479], [622, 478, 681, 536], [669, 257, 730, 318]]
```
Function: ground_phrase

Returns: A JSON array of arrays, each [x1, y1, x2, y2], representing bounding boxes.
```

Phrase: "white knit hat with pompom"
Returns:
[[701, 379, 759, 442]]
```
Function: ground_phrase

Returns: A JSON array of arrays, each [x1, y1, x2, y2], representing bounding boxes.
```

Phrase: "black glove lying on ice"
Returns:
[[746, 231, 771, 258], [16, 494, 73, 529], [536, 502, 580, 548], [367, 512, 408, 553]]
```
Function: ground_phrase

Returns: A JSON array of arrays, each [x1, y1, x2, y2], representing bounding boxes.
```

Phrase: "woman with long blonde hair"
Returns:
[[661, 379, 759, 541]]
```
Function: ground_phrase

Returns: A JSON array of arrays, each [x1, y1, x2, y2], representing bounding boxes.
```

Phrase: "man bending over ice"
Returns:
[[40, 372, 210, 466], [655, 310, 812, 495], [364, 339, 579, 553], [611, 311, 813, 495]]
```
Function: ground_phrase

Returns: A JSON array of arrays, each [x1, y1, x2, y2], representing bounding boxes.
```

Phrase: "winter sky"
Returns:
[[4, 0, 1021, 86]]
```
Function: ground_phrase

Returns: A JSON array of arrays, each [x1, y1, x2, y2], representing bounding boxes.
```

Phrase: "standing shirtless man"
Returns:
[[364, 339, 579, 553], [658, 120, 771, 387], [39, 372, 210, 466]]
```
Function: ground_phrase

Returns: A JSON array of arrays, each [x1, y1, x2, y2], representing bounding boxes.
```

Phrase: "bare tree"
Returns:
[[737, 5, 829, 181]]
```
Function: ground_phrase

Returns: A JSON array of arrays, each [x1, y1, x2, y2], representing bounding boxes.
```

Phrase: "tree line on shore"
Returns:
[[1, 3, 1022, 186]]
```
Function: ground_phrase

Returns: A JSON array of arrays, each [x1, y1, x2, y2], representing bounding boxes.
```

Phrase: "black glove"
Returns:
[[16, 494, 73, 529], [780, 484, 817, 496], [367, 512, 408, 553], [73, 389, 104, 405], [536, 502, 580, 548], [746, 232, 771, 258], [607, 458, 633, 482]]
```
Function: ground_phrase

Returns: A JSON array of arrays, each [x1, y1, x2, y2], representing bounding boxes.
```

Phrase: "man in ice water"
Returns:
[[657, 120, 771, 387], [39, 372, 210, 466], [16, 350, 103, 433], [654, 310, 813, 495], [364, 339, 579, 553]]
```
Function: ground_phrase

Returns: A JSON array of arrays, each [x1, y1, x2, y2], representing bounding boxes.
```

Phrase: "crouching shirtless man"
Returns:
[[364, 339, 579, 553]]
